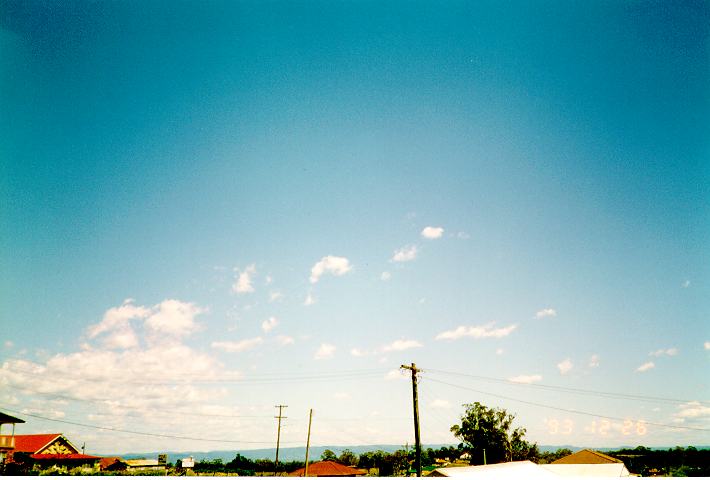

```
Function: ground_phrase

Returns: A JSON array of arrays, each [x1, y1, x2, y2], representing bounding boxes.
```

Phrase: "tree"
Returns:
[[321, 449, 337, 461], [451, 402, 538, 465], [338, 449, 358, 466]]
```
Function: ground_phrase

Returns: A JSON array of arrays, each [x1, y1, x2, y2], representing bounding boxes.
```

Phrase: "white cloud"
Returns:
[[212, 337, 263, 353], [534, 308, 557, 319], [636, 361, 655, 372], [557, 358, 573, 375], [381, 271, 391, 281], [705, 341, 710, 350], [269, 291, 283, 302], [385, 369, 407, 381], [682, 280, 691, 288], [275, 335, 294, 346], [145, 299, 205, 338], [333, 392, 350, 400], [589, 354, 600, 368], [508, 374, 542, 384], [350, 348, 369, 357], [382, 339, 423, 352], [495, 348, 504, 355], [314, 343, 336, 360], [103, 327, 139, 350], [304, 292, 316, 306], [87, 299, 150, 339], [673, 401, 710, 424], [456, 232, 470, 239], [4, 340, 14, 348], [421, 226, 444, 239], [261, 317, 278, 333], [431, 399, 451, 409], [233, 264, 257, 294], [649, 347, 678, 357], [391, 245, 418, 262], [435, 323, 517, 340], [309, 256, 352, 284], [265, 275, 273, 286]]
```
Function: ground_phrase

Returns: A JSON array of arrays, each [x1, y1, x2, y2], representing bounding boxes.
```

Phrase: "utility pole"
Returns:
[[401, 363, 422, 477], [304, 409, 313, 477], [275, 405, 288, 475]]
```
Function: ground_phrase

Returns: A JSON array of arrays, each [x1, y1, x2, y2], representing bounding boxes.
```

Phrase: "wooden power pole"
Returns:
[[304, 409, 313, 477], [401, 363, 422, 477], [275, 405, 288, 475]]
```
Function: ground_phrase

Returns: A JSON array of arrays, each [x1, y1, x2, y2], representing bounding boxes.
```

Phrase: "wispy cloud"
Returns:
[[673, 401, 710, 425], [636, 361, 655, 372], [649, 347, 678, 357], [391, 245, 418, 262], [381, 271, 391, 281], [435, 323, 517, 340], [212, 337, 263, 353], [705, 341, 710, 350], [314, 343, 336, 360], [682, 280, 691, 288], [557, 358, 573, 375], [430, 399, 451, 409], [276, 335, 294, 346], [534, 308, 556, 319], [261, 317, 278, 333], [233, 264, 257, 294], [382, 339, 423, 352], [309, 256, 352, 284], [421, 226, 444, 239], [304, 292, 316, 306], [589, 354, 600, 368], [269, 291, 283, 302], [385, 369, 407, 381], [508, 374, 542, 384]]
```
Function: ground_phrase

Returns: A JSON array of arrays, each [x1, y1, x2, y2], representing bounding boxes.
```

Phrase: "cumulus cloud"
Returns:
[[314, 343, 336, 360], [309, 256, 352, 283], [262, 317, 278, 333], [212, 337, 263, 353], [705, 341, 710, 350], [382, 339, 423, 352], [87, 299, 150, 339], [557, 358, 573, 375], [534, 308, 557, 319], [636, 361, 655, 372], [381, 271, 391, 281], [649, 347, 678, 357], [508, 374, 542, 384], [391, 245, 418, 262], [589, 354, 600, 368], [385, 369, 407, 381], [145, 300, 206, 338], [496, 348, 504, 355], [350, 348, 369, 357], [233, 264, 257, 294], [435, 323, 517, 340], [421, 226, 444, 239], [269, 291, 283, 302], [431, 399, 451, 409]]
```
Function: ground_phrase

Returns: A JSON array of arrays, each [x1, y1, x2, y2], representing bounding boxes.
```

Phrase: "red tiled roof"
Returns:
[[30, 454, 101, 460], [289, 460, 364, 477], [100, 457, 126, 469], [0, 434, 62, 453]]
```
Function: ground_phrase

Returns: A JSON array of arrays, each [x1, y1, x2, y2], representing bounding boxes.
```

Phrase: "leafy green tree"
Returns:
[[321, 449, 337, 461], [451, 402, 538, 465], [338, 449, 358, 466]]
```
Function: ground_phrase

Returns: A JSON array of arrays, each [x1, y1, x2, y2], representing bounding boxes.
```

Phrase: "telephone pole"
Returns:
[[304, 409, 313, 477], [401, 363, 422, 477], [275, 405, 288, 475]]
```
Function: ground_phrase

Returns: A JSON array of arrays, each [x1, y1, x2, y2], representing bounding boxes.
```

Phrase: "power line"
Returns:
[[426, 368, 708, 406], [421, 376, 709, 432], [0, 405, 302, 445]]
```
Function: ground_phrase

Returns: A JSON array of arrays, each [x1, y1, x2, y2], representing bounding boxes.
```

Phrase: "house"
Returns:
[[0, 411, 25, 465], [550, 449, 623, 465], [99, 457, 129, 471], [0, 433, 101, 471], [289, 460, 367, 477], [124, 458, 167, 471], [545, 449, 630, 476], [181, 456, 195, 468], [430, 460, 557, 478]]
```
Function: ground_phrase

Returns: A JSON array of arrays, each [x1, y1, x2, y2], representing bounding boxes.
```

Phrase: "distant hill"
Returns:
[[117, 444, 710, 465]]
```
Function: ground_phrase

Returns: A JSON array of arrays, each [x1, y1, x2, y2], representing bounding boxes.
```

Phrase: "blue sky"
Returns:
[[1, 0, 709, 454]]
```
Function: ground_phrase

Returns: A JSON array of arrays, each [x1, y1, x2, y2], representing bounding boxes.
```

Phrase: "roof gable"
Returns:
[[551, 449, 622, 464]]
